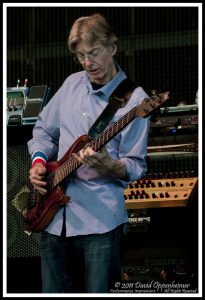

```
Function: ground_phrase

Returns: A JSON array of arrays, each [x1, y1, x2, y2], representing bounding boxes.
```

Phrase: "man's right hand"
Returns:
[[29, 163, 47, 195]]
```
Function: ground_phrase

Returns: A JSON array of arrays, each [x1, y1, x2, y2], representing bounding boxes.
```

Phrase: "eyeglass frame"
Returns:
[[73, 47, 107, 64]]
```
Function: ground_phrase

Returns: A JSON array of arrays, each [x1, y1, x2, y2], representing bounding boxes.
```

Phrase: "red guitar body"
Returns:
[[23, 91, 169, 233], [24, 135, 90, 233]]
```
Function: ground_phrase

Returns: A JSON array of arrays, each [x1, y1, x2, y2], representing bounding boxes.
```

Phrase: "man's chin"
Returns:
[[89, 75, 102, 84]]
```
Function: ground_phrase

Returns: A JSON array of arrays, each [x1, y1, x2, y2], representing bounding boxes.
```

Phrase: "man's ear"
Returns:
[[112, 44, 117, 56]]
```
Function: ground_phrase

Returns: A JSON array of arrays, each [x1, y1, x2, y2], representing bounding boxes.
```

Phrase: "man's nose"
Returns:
[[84, 56, 93, 66]]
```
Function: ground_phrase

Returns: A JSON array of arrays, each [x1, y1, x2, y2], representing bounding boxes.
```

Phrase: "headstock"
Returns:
[[137, 91, 170, 117]]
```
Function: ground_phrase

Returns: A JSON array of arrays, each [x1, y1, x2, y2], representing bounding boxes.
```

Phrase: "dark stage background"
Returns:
[[7, 6, 198, 105]]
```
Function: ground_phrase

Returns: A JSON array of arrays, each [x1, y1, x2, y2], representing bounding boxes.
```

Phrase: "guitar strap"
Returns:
[[61, 79, 137, 236], [88, 78, 138, 139]]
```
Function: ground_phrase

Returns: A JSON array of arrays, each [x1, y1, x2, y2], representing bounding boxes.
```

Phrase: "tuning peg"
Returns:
[[151, 89, 158, 96]]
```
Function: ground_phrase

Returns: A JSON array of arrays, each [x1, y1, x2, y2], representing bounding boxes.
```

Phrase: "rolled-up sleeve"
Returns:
[[117, 87, 150, 182], [120, 117, 150, 181]]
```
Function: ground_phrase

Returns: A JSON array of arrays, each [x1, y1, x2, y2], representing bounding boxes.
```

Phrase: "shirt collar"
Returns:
[[83, 65, 127, 100]]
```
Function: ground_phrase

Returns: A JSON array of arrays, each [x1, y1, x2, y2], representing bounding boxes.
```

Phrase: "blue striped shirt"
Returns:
[[27, 67, 150, 236]]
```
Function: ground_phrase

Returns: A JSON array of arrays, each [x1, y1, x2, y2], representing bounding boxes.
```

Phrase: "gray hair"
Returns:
[[68, 13, 118, 53]]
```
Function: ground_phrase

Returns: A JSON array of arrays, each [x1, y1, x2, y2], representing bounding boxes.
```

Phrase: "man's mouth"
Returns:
[[88, 69, 99, 75]]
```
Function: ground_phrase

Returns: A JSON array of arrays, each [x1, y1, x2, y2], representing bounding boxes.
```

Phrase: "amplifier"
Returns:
[[22, 85, 51, 125], [124, 176, 198, 209], [7, 85, 51, 126], [150, 104, 198, 130], [124, 145, 198, 208], [150, 114, 198, 128], [7, 87, 29, 125], [160, 104, 198, 113], [22, 98, 44, 121], [147, 151, 198, 174]]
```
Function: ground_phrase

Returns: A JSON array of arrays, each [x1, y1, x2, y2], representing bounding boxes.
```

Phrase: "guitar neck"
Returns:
[[46, 92, 169, 190], [87, 93, 165, 153], [46, 106, 137, 190], [90, 105, 137, 152]]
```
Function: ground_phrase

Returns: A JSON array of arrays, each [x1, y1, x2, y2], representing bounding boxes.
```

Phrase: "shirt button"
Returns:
[[82, 112, 87, 117]]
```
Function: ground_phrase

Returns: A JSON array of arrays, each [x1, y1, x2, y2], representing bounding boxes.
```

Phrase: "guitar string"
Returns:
[[30, 96, 155, 203], [33, 93, 166, 197], [46, 106, 137, 186], [31, 94, 166, 202], [44, 95, 163, 188], [27, 92, 169, 209]]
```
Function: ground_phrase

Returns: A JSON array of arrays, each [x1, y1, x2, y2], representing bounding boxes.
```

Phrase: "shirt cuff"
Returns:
[[31, 151, 48, 168]]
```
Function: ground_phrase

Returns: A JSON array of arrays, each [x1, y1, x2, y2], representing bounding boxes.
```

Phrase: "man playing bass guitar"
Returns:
[[28, 13, 151, 293]]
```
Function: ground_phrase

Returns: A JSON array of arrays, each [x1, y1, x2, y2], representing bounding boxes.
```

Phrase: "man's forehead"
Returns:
[[75, 41, 102, 53]]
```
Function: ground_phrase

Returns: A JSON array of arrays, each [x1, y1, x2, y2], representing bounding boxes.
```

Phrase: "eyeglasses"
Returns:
[[74, 47, 106, 64]]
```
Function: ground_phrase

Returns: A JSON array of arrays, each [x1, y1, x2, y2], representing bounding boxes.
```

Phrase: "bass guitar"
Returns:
[[23, 91, 169, 233]]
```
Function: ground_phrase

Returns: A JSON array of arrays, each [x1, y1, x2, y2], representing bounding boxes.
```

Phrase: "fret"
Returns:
[[25, 92, 169, 233], [46, 92, 169, 189]]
